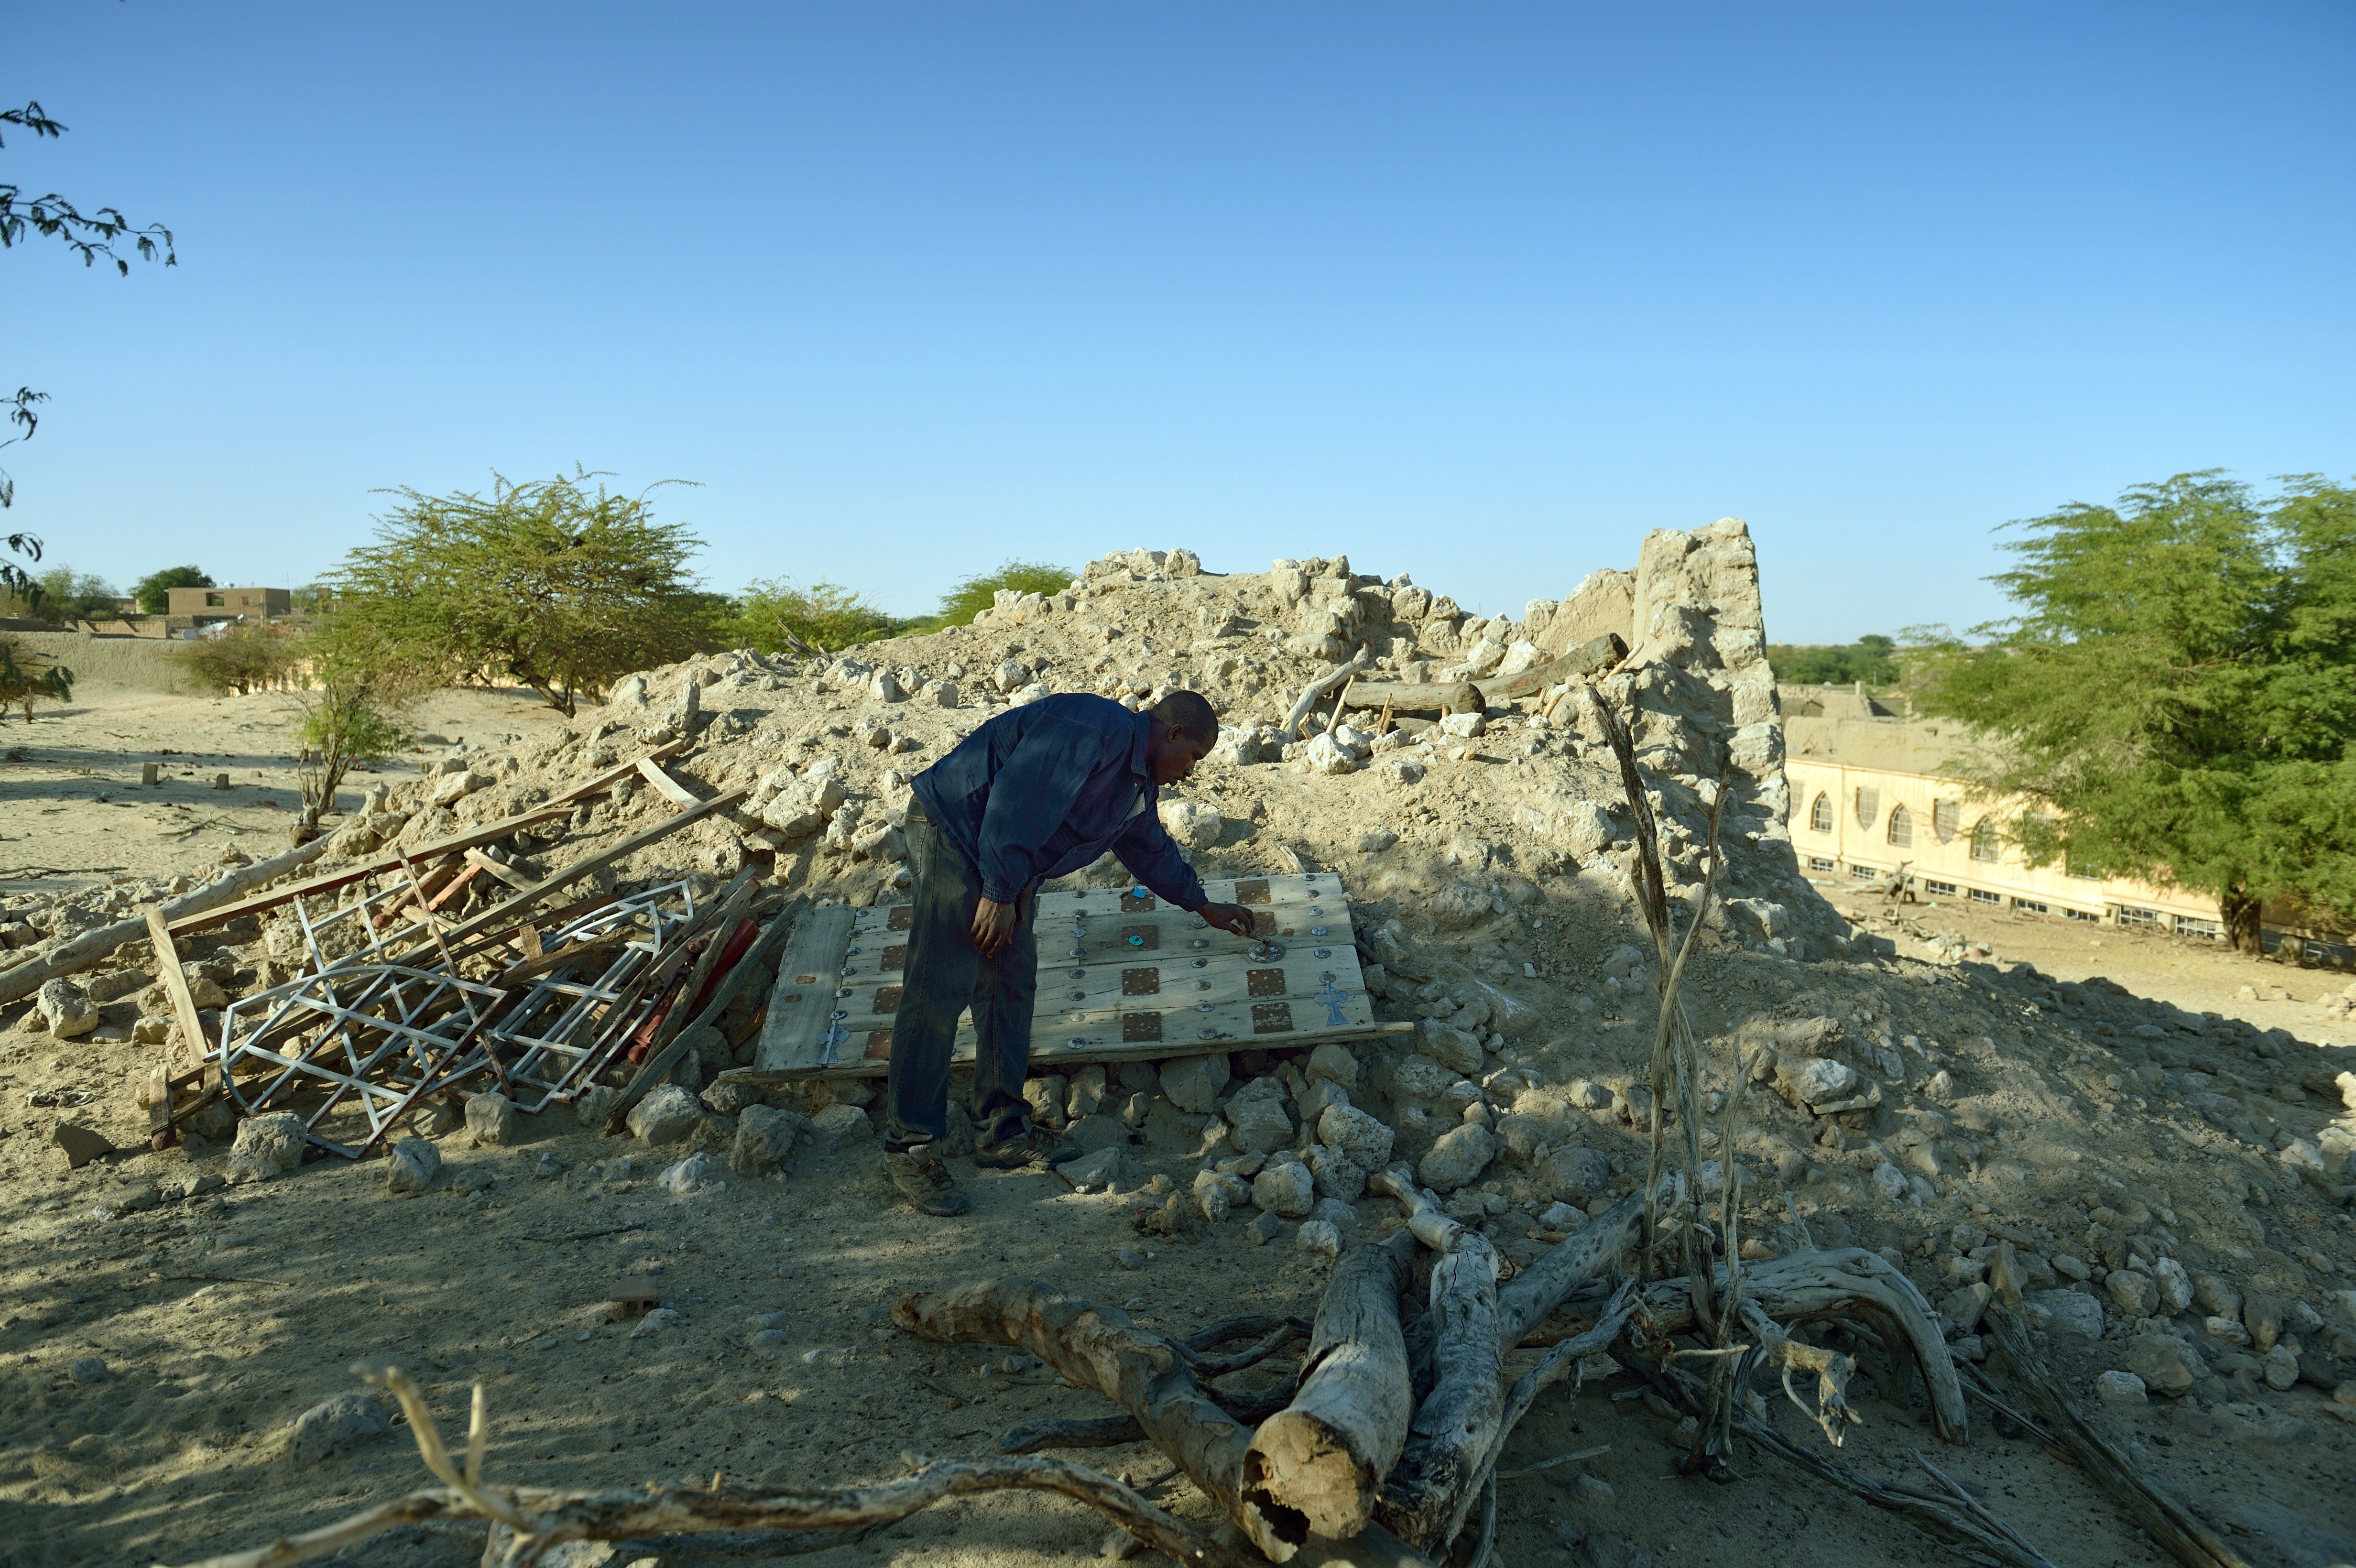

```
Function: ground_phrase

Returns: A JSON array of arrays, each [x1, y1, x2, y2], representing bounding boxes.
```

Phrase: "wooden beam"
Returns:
[[462, 848, 535, 891], [145, 907, 211, 1064], [169, 810, 565, 938], [420, 787, 749, 953], [1341, 632, 1628, 716], [634, 755, 701, 811]]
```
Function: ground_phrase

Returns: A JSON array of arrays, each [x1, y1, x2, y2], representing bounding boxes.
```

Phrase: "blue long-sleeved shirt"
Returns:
[[910, 692, 1209, 910]]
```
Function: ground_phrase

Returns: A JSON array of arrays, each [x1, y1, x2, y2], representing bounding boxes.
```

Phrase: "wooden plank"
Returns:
[[603, 896, 807, 1133], [417, 787, 749, 953], [145, 907, 210, 1063], [464, 848, 536, 891], [755, 904, 857, 1071], [634, 755, 701, 811], [164, 742, 687, 939], [169, 808, 565, 937]]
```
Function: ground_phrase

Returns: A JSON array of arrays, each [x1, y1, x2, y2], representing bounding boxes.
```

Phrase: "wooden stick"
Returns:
[[1980, 1308, 2254, 1568], [601, 895, 802, 1133], [633, 755, 701, 811], [1240, 1230, 1418, 1549], [146, 907, 210, 1061], [464, 849, 536, 892], [1492, 1189, 1644, 1348], [1364, 1166, 1465, 1253]]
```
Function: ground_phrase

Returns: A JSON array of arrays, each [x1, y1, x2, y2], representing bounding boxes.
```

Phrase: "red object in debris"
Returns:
[[623, 917, 761, 1065]]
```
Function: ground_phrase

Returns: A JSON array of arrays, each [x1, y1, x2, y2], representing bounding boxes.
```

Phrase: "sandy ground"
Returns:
[[0, 684, 577, 904], [1810, 878, 2356, 1051], [0, 688, 2351, 1568]]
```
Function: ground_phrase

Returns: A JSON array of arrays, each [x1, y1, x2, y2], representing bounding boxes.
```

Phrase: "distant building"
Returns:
[[1784, 710, 2227, 939], [166, 586, 290, 620]]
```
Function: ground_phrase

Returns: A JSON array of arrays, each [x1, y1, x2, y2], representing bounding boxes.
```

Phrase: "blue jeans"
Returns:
[[884, 805, 1038, 1154]]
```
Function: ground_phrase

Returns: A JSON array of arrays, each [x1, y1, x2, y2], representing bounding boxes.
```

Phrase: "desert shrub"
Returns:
[[177, 624, 301, 695], [928, 560, 1072, 630], [0, 635, 72, 719], [723, 578, 900, 658]]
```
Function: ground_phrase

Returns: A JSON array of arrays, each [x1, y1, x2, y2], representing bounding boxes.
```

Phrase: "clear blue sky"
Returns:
[[10, 3, 2352, 641]]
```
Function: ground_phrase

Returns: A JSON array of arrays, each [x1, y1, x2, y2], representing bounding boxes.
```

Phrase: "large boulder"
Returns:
[[1318, 1103, 1395, 1170]]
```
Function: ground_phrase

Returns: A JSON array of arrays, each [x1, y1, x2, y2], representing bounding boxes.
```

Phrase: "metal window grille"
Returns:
[[1970, 819, 2000, 862], [1886, 805, 1913, 847], [1848, 863, 1881, 879], [1967, 888, 2002, 904], [1810, 793, 1833, 833], [1932, 799, 1959, 841], [2116, 906, 2160, 931], [2173, 915, 2221, 938], [1924, 879, 1958, 896], [1807, 856, 1835, 871], [1854, 787, 1879, 828]]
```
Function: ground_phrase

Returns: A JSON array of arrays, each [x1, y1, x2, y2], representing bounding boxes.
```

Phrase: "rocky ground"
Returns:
[[4, 541, 2356, 1568]]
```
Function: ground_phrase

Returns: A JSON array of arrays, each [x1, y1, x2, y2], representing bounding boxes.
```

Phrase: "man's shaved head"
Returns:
[[1150, 690, 1219, 744]]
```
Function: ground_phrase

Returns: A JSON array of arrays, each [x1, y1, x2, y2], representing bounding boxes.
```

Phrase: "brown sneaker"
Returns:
[[974, 1124, 1080, 1171], [883, 1143, 970, 1216]]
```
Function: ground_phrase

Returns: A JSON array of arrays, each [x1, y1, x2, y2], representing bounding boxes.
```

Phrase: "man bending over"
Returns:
[[883, 689, 1254, 1215]]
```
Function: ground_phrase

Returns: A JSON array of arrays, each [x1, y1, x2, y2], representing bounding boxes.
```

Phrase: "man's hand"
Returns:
[[971, 897, 1020, 959], [1195, 900, 1256, 940]]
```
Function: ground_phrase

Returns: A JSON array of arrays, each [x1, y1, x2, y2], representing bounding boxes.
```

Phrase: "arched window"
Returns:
[[1854, 786, 1879, 829], [1809, 793, 1832, 832], [1969, 818, 2000, 862], [1887, 804, 1913, 848], [1932, 799, 1959, 842]]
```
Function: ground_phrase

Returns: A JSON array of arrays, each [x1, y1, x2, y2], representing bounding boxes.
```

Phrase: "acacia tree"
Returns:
[[724, 577, 899, 657], [1911, 471, 2356, 952], [332, 469, 713, 714]]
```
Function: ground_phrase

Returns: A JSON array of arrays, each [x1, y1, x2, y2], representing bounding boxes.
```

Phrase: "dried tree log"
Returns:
[[1003, 1374, 1299, 1456], [1493, 1190, 1644, 1346], [895, 1280, 1259, 1534], [1374, 1234, 1502, 1552], [1364, 1167, 1465, 1252], [1241, 1232, 1418, 1548], [1980, 1308, 2255, 1568], [1281, 648, 1372, 740], [1639, 1247, 1966, 1443]]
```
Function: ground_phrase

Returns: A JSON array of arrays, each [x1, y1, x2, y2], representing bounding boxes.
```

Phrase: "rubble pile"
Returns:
[[9, 516, 2356, 1470]]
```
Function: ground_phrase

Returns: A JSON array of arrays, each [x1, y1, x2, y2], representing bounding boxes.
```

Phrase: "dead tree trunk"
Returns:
[[1373, 1234, 1501, 1552], [1241, 1232, 1418, 1551], [1494, 1188, 1644, 1345]]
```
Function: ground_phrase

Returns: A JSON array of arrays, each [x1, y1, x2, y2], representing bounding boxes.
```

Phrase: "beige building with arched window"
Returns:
[[1784, 714, 2226, 937]]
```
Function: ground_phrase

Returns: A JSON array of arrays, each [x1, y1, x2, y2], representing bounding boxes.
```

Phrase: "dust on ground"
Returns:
[[3, 538, 2355, 1568]]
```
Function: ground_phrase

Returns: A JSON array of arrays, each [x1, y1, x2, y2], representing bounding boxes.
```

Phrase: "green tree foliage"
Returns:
[[930, 560, 1073, 630], [723, 578, 898, 658], [1910, 471, 2356, 951], [0, 633, 71, 719], [9, 565, 120, 622], [132, 564, 214, 614], [1763, 633, 1901, 686], [331, 469, 714, 716], [290, 630, 423, 839], [177, 623, 301, 696]]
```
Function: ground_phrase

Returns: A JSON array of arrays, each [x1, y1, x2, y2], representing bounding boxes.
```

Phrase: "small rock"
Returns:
[[1417, 1022, 1486, 1075], [1162, 1054, 1231, 1114], [67, 1356, 109, 1385], [1159, 800, 1223, 850], [627, 1084, 704, 1145], [2203, 1315, 2252, 1347], [2028, 1289, 2106, 1339], [2094, 1370, 2148, 1406], [1226, 1090, 1295, 1156], [2051, 1252, 2092, 1283], [1297, 1220, 1342, 1257], [228, 1111, 307, 1184], [52, 1122, 113, 1170], [35, 978, 98, 1040], [2107, 1269, 2158, 1319], [534, 1151, 564, 1180], [1544, 1144, 1614, 1201], [2261, 1344, 2300, 1391], [1194, 1168, 1248, 1222], [630, 1307, 682, 1339], [465, 1091, 518, 1147], [731, 1104, 807, 1178], [1417, 1123, 1497, 1192], [1318, 1103, 1395, 1169], [386, 1137, 443, 1194], [659, 1151, 725, 1195], [2244, 1292, 2282, 1353], [806, 1102, 873, 1150], [1059, 1145, 1122, 1193], [1252, 1160, 1316, 1217], [574, 1085, 620, 1129], [286, 1392, 389, 1467], [1305, 1042, 1359, 1088], [1244, 1208, 1283, 1246], [1306, 1143, 1369, 1201], [1869, 1163, 1910, 1204], [2152, 1257, 2193, 1316], [2121, 1333, 2200, 1397], [1310, 1197, 1356, 1230]]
